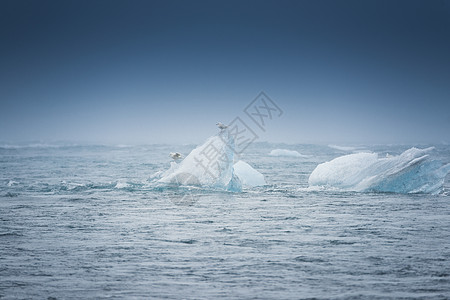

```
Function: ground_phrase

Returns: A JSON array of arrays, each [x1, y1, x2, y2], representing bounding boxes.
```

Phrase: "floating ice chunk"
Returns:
[[308, 147, 450, 194], [309, 152, 378, 189], [158, 130, 242, 191], [233, 160, 266, 187], [328, 144, 359, 151], [269, 149, 308, 158]]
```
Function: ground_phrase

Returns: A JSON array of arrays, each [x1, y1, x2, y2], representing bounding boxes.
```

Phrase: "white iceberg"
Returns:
[[233, 160, 266, 187], [328, 144, 360, 152], [158, 130, 242, 191], [308, 147, 450, 194], [269, 149, 307, 158]]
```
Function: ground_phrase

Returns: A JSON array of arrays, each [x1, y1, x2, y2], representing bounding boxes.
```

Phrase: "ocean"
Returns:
[[1, 142, 449, 299]]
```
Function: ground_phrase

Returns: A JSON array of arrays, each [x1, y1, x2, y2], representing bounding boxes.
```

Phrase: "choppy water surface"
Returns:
[[1, 143, 449, 299]]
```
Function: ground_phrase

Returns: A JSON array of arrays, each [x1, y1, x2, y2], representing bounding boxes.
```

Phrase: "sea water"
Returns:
[[1, 143, 449, 299]]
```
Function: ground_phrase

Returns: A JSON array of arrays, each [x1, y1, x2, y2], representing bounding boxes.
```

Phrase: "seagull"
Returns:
[[216, 122, 228, 130], [169, 152, 183, 161]]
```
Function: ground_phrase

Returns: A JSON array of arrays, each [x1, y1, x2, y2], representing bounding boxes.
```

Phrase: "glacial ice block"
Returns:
[[158, 130, 242, 191], [233, 160, 266, 187], [308, 147, 450, 194]]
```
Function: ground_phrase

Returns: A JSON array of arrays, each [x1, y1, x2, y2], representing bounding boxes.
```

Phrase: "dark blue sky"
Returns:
[[1, 0, 449, 144]]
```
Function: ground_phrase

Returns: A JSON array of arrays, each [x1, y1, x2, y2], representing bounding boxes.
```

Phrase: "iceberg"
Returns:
[[158, 130, 242, 191], [233, 160, 266, 187], [308, 147, 450, 194], [269, 149, 308, 158], [328, 144, 361, 152]]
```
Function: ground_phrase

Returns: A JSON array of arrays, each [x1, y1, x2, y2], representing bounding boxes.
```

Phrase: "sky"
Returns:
[[1, 0, 449, 145]]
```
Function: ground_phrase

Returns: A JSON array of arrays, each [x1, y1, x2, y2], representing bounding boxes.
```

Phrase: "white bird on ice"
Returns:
[[169, 152, 183, 161], [216, 122, 228, 130]]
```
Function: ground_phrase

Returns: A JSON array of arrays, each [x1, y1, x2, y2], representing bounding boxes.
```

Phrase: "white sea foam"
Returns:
[[7, 180, 18, 187], [308, 147, 450, 194], [115, 181, 130, 189], [269, 149, 308, 158]]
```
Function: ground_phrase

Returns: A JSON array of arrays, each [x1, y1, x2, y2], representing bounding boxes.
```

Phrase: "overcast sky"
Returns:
[[1, 0, 449, 145]]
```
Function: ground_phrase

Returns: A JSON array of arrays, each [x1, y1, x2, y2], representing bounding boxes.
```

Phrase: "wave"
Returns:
[[1, 180, 148, 196], [308, 147, 450, 194], [0, 143, 65, 149], [0, 143, 140, 150]]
